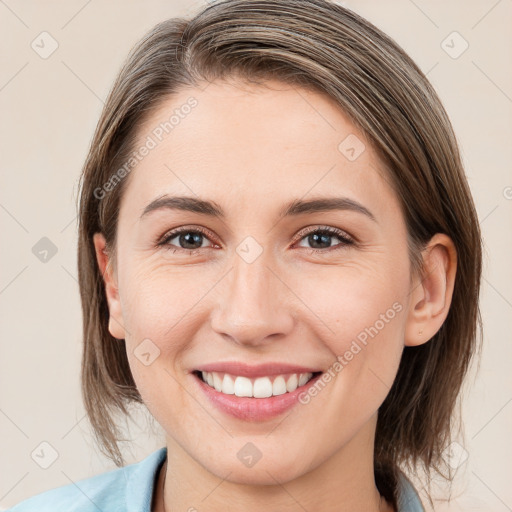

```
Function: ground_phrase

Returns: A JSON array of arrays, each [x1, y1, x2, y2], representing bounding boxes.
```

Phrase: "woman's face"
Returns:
[[95, 79, 423, 483]]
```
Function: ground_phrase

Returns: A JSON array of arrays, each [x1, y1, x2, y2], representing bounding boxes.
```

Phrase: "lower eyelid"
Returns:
[[295, 238, 353, 252]]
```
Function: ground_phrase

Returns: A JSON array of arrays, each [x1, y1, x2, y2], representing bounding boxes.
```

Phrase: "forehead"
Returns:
[[121, 79, 399, 222]]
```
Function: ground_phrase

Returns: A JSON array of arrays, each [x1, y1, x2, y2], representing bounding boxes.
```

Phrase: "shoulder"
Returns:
[[6, 447, 167, 512], [396, 470, 425, 512]]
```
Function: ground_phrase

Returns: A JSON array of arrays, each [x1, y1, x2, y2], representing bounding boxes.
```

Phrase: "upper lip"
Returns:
[[194, 362, 323, 378]]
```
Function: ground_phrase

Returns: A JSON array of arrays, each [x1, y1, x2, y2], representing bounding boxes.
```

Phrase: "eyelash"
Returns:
[[156, 225, 355, 255]]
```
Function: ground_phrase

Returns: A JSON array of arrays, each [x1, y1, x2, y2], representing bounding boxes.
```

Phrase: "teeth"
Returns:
[[286, 373, 298, 392], [213, 372, 223, 392], [222, 374, 235, 394], [272, 376, 287, 396], [234, 376, 253, 397], [200, 371, 315, 397], [298, 373, 309, 386], [253, 377, 273, 398]]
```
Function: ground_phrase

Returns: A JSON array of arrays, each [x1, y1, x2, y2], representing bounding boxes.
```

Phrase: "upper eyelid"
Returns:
[[293, 225, 353, 242]]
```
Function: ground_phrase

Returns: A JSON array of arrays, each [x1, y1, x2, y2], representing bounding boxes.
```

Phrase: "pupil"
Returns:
[[310, 232, 331, 249], [181, 232, 202, 249]]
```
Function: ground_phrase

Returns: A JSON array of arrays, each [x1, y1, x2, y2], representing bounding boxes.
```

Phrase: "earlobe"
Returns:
[[404, 233, 457, 347], [92, 233, 126, 340]]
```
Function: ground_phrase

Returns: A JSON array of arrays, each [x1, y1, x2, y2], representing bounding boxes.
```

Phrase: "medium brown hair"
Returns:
[[76, 0, 483, 505]]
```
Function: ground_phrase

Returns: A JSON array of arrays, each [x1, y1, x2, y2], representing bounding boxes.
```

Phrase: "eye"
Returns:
[[157, 226, 216, 254], [294, 226, 354, 253], [156, 225, 354, 255]]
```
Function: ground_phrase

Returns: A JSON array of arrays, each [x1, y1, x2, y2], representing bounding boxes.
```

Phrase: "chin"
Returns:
[[201, 450, 312, 485]]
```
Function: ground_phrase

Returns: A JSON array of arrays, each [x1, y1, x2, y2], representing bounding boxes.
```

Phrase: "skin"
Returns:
[[93, 78, 457, 512]]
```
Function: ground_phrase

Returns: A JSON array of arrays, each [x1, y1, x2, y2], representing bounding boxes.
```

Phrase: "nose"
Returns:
[[210, 253, 295, 347]]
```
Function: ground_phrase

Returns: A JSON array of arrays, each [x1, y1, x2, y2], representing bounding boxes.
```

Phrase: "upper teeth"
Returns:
[[201, 371, 314, 398]]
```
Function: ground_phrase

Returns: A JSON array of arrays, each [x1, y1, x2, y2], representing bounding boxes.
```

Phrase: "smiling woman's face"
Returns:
[[93, 78, 431, 485]]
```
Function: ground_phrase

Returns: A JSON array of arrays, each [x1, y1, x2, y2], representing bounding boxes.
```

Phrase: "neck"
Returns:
[[155, 414, 395, 512]]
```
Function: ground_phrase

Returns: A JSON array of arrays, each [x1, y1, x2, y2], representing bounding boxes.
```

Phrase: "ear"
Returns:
[[92, 233, 126, 340], [404, 233, 457, 347]]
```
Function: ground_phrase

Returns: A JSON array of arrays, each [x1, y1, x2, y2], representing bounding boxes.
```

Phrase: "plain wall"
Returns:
[[1, 0, 511, 510]]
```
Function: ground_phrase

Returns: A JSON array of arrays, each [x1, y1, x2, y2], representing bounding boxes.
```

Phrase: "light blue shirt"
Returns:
[[7, 447, 424, 511]]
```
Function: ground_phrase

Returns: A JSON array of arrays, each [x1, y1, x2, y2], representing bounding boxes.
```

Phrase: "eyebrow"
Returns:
[[140, 195, 377, 223]]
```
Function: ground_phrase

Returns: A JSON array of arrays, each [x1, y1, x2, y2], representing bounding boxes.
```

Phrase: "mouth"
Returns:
[[192, 369, 323, 398]]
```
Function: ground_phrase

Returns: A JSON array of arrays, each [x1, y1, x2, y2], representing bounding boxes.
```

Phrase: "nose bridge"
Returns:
[[210, 247, 294, 345]]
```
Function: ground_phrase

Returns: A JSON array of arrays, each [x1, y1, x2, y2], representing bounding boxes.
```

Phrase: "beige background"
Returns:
[[1, 0, 511, 510]]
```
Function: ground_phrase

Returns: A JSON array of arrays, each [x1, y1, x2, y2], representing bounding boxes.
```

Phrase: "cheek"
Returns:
[[119, 261, 208, 341], [120, 269, 193, 421], [299, 261, 406, 340], [117, 266, 198, 401], [295, 263, 407, 397]]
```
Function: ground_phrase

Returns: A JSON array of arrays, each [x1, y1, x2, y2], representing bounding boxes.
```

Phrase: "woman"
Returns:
[[8, 0, 482, 510]]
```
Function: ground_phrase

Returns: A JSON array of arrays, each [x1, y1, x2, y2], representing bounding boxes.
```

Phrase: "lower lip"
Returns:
[[193, 372, 323, 421]]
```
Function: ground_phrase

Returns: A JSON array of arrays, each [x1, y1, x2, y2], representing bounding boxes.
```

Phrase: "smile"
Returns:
[[194, 370, 321, 398]]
